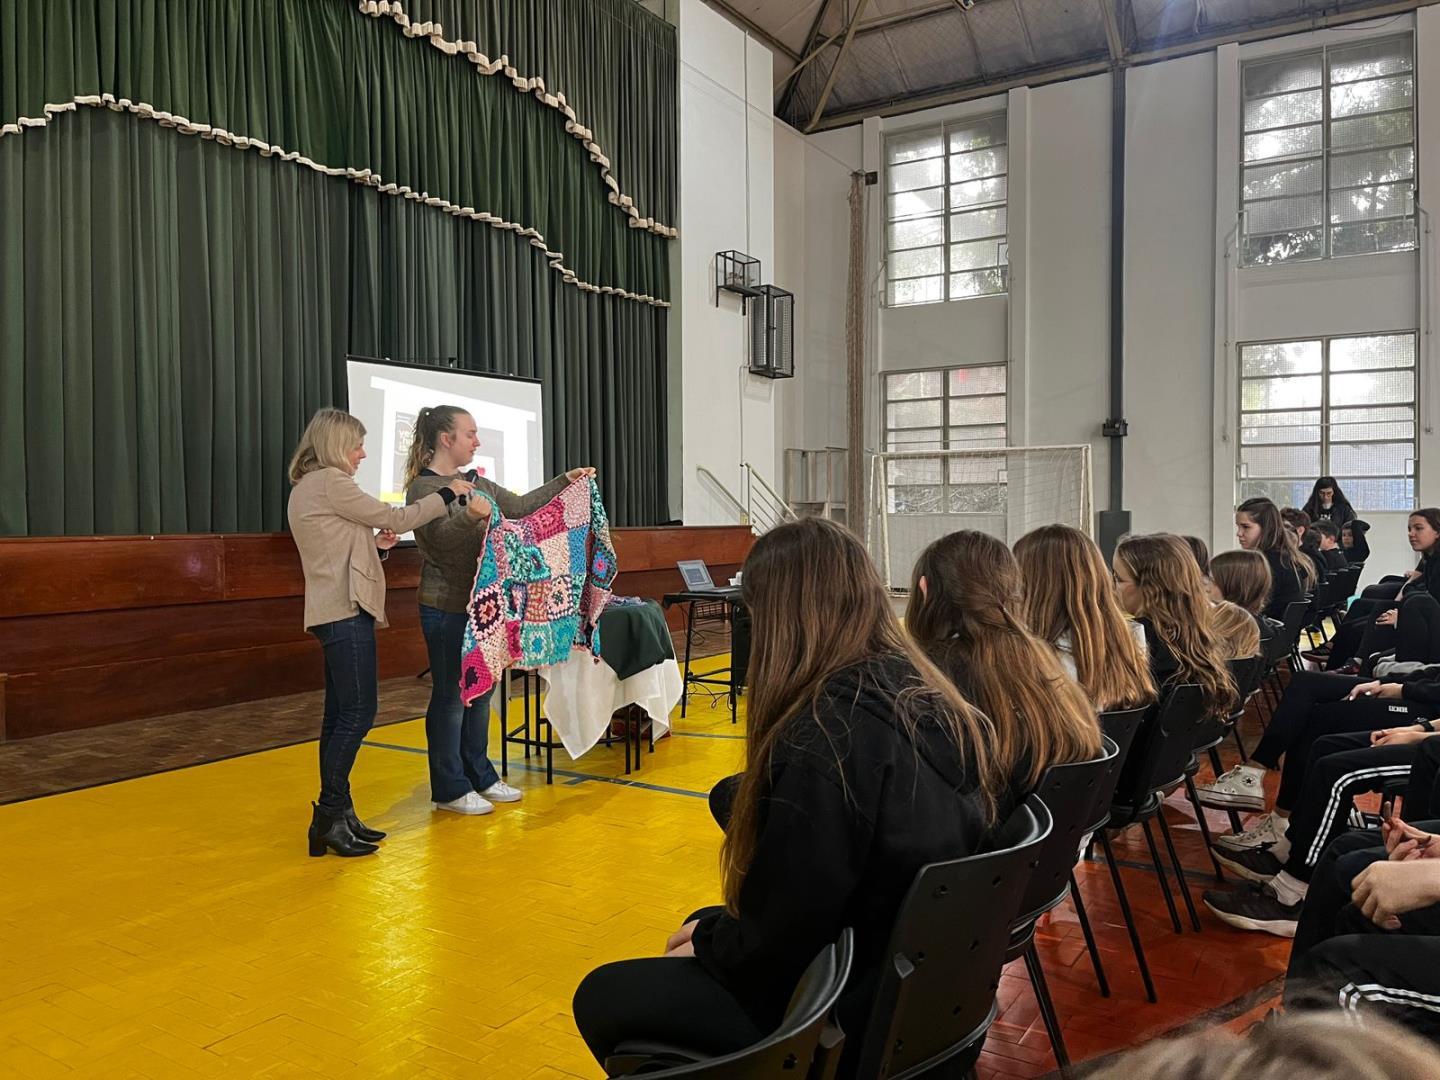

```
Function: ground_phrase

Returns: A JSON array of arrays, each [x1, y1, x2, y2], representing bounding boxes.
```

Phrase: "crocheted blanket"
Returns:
[[459, 476, 617, 705]]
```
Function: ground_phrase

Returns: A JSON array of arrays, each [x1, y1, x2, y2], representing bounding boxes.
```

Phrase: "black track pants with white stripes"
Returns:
[[1289, 917, 1440, 1041], [1281, 733, 1422, 883]]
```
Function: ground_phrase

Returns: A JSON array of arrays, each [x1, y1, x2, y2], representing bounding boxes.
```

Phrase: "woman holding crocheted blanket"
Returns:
[[404, 405, 594, 817], [288, 408, 473, 858]]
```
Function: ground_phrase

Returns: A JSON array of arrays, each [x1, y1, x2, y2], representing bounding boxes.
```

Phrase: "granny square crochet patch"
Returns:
[[459, 477, 617, 704]]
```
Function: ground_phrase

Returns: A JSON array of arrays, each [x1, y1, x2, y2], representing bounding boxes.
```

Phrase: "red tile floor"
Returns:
[[981, 701, 1293, 1077]]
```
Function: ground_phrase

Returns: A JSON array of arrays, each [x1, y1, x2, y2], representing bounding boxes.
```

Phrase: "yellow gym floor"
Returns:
[[1, 657, 743, 1079]]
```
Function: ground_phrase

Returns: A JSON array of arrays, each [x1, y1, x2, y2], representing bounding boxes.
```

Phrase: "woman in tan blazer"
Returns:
[[287, 408, 472, 858]]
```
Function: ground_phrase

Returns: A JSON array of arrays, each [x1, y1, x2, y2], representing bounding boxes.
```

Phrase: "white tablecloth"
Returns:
[[535, 654, 682, 758]]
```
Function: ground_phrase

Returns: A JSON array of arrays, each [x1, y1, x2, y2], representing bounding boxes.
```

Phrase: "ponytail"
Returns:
[[403, 405, 469, 488]]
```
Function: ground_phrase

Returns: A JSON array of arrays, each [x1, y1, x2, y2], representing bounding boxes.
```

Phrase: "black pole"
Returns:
[[1099, 67, 1131, 561]]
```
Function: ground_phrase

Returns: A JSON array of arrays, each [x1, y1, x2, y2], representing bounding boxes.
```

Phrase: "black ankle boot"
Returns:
[[345, 810, 386, 843], [308, 803, 379, 857]]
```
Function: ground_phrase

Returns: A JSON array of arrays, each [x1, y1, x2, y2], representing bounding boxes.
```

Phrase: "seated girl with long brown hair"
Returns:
[[1111, 533, 1237, 721], [1013, 524, 1156, 714], [571, 518, 1010, 1073], [906, 529, 1106, 798]]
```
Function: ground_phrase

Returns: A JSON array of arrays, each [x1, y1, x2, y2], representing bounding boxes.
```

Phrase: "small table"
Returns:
[[662, 588, 749, 724]]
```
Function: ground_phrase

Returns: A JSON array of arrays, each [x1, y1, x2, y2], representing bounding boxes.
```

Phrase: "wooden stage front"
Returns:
[[0, 526, 754, 741]]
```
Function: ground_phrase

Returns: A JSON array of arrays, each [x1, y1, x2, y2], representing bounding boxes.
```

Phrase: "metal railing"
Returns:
[[743, 463, 799, 534]]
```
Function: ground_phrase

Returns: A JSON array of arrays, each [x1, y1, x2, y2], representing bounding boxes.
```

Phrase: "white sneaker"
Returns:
[[434, 792, 494, 815], [479, 780, 523, 804], [1214, 811, 1287, 853], [1196, 764, 1267, 811]]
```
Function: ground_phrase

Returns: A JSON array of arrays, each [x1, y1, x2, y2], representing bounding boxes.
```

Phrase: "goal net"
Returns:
[[868, 445, 1094, 592]]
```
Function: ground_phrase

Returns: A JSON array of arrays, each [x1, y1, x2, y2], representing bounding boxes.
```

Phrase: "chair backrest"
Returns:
[[1266, 600, 1311, 664], [853, 799, 1051, 1080], [1091, 706, 1148, 831], [1013, 738, 1118, 927], [1226, 655, 1266, 719], [637, 930, 856, 1078], [1113, 684, 1208, 807]]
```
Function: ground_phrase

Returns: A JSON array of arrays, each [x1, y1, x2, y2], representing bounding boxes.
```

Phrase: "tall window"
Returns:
[[1241, 34, 1416, 265], [885, 115, 1008, 306], [1238, 331, 1416, 511], [884, 365, 1007, 514]]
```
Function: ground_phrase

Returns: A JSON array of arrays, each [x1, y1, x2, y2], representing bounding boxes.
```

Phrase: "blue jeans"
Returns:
[[311, 612, 378, 815], [420, 605, 499, 801]]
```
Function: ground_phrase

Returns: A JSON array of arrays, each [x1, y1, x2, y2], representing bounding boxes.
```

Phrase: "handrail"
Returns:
[[743, 463, 799, 534], [696, 466, 750, 525]]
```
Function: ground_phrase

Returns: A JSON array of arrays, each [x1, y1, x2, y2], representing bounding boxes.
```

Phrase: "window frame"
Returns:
[[883, 363, 1009, 516], [1236, 330, 1419, 511], [884, 115, 1009, 307], [1238, 32, 1417, 267]]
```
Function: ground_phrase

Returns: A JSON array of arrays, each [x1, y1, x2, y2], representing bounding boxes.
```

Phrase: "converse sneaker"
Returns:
[[1202, 882, 1301, 938], [479, 780, 524, 804], [1212, 844, 1284, 883], [1214, 811, 1287, 853], [1196, 764, 1267, 811], [434, 792, 495, 815]]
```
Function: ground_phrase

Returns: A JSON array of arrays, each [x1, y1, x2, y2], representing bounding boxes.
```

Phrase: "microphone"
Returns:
[[458, 469, 480, 506]]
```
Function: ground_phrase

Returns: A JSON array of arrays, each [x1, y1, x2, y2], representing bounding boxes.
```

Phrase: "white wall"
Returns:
[[771, 124, 860, 482], [673, 0, 778, 525], [1125, 52, 1216, 539], [764, 10, 1440, 582]]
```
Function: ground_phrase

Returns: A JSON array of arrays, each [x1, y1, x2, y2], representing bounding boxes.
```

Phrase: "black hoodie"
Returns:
[[1345, 518, 1372, 563], [691, 653, 1003, 1036]]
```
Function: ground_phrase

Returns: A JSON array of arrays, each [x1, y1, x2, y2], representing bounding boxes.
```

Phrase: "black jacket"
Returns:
[[1305, 500, 1356, 530], [1263, 548, 1307, 621], [691, 654, 1002, 1035], [1139, 617, 1182, 690]]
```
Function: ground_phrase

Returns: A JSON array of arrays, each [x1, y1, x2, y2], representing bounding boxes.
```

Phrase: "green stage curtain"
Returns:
[[0, 0, 676, 302], [0, 107, 670, 534]]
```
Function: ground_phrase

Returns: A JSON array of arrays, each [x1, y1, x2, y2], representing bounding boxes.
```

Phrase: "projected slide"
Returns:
[[346, 359, 545, 538]]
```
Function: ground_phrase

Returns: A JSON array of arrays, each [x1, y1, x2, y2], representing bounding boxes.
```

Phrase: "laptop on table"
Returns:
[[677, 560, 741, 596]]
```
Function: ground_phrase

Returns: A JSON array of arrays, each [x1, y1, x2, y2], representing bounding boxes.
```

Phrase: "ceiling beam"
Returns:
[[1097, 0, 1126, 63], [778, 0, 843, 115], [806, 0, 876, 133], [813, 0, 1440, 131], [1010, 0, 1039, 67], [954, 0, 991, 82], [701, 0, 801, 62], [775, 24, 848, 93]]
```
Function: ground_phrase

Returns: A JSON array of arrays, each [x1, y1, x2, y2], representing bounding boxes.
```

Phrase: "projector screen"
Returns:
[[345, 358, 545, 538]]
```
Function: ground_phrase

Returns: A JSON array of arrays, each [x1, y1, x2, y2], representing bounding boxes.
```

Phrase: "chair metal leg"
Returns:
[[1098, 831, 1157, 1003], [1157, 810, 1204, 932], [1141, 819, 1183, 934], [1069, 874, 1109, 998], [1227, 808, 1245, 834], [1184, 775, 1226, 883], [681, 602, 696, 719], [1207, 747, 1226, 779], [1023, 944, 1072, 1075], [1231, 725, 1250, 763]]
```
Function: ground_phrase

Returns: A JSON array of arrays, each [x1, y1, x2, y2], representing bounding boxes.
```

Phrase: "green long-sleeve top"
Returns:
[[405, 469, 570, 613]]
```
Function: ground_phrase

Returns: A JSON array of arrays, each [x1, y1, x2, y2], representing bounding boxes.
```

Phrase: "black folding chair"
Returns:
[[1006, 740, 1118, 1075], [603, 929, 855, 1078], [1077, 706, 1150, 1001], [849, 799, 1051, 1080], [1097, 686, 1210, 1000]]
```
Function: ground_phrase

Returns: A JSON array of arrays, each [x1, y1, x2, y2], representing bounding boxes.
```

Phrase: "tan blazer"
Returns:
[[287, 467, 450, 629]]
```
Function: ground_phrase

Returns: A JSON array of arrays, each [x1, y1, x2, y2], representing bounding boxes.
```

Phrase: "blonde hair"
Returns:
[[1211, 600, 1262, 660], [1014, 524, 1157, 713], [288, 408, 366, 484], [403, 405, 471, 487], [907, 530, 1104, 795], [1087, 1013, 1440, 1080], [1115, 533, 1237, 718]]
